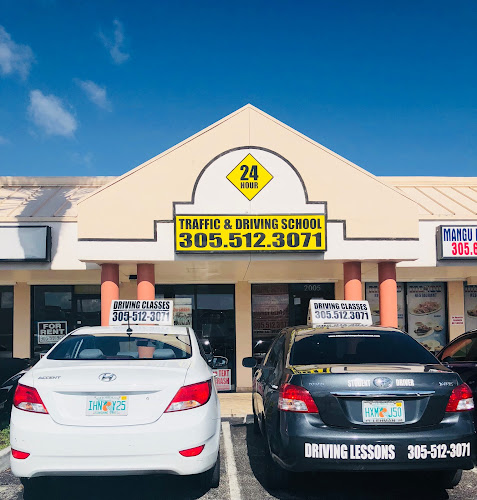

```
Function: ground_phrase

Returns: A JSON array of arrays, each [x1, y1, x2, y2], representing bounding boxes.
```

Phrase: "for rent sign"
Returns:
[[438, 226, 477, 260], [38, 321, 67, 344]]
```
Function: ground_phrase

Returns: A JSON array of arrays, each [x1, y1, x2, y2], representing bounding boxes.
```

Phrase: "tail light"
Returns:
[[278, 383, 318, 413], [165, 380, 212, 412], [179, 445, 205, 457], [11, 449, 30, 459], [446, 383, 475, 412], [13, 384, 48, 414]]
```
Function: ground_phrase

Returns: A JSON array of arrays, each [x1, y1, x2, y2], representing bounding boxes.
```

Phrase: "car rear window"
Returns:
[[48, 333, 191, 360], [289, 331, 438, 365]]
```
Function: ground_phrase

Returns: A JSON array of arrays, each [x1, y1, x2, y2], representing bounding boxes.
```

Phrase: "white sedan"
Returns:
[[10, 325, 221, 491]]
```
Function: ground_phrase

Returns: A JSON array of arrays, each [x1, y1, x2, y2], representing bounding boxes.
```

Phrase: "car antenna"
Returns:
[[126, 312, 133, 337]]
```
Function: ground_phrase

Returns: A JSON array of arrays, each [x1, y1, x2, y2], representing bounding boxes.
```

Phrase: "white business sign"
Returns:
[[438, 226, 477, 260], [0, 226, 50, 261], [308, 300, 372, 327], [109, 300, 174, 326], [38, 321, 67, 344]]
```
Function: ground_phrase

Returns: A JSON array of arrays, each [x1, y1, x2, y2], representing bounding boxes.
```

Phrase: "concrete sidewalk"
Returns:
[[218, 392, 252, 417]]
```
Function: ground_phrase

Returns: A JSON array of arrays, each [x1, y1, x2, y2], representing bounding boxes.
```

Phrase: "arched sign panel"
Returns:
[[174, 147, 326, 254]]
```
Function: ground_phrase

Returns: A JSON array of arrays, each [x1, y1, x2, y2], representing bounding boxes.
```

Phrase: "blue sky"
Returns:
[[0, 0, 476, 177]]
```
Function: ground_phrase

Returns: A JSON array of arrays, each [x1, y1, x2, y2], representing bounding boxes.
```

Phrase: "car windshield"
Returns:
[[289, 331, 438, 365], [48, 332, 192, 360]]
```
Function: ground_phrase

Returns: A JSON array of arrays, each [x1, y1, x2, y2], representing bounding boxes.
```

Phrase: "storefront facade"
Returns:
[[1, 105, 476, 390]]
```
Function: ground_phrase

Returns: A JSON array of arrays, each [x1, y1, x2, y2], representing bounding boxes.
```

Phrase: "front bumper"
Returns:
[[273, 412, 477, 472], [10, 398, 220, 478]]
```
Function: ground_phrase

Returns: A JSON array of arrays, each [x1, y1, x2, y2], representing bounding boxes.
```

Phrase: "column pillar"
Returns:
[[13, 283, 31, 358], [235, 281, 252, 392], [137, 264, 155, 300], [343, 261, 362, 300], [101, 263, 119, 326], [378, 262, 398, 327]]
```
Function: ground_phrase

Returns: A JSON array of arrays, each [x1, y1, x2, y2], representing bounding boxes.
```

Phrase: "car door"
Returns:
[[439, 333, 477, 399]]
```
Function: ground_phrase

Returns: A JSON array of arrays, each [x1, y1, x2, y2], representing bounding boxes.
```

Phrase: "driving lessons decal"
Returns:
[[175, 215, 326, 253]]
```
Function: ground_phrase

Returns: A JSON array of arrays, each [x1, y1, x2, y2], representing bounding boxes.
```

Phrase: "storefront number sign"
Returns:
[[438, 226, 477, 259], [38, 321, 67, 345], [109, 300, 173, 326], [175, 215, 326, 253]]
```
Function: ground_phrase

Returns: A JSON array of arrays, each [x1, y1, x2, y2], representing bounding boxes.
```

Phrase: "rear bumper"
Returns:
[[10, 397, 220, 478], [272, 412, 477, 472]]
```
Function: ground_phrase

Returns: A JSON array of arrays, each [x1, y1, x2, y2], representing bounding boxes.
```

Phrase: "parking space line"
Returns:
[[221, 421, 242, 500]]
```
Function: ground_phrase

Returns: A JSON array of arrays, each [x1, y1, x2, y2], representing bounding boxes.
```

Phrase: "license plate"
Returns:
[[362, 400, 405, 423], [86, 395, 128, 415]]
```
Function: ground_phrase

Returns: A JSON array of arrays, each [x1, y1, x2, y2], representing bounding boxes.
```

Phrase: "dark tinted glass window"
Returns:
[[440, 336, 477, 362], [289, 331, 438, 365]]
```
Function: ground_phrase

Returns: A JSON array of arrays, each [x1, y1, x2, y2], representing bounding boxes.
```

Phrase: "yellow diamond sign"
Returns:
[[226, 154, 273, 200]]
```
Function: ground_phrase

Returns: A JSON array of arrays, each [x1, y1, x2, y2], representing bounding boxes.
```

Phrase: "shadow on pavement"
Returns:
[[244, 422, 450, 500], [21, 474, 210, 500]]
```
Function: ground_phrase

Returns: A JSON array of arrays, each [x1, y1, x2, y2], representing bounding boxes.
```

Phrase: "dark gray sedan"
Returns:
[[243, 326, 476, 490]]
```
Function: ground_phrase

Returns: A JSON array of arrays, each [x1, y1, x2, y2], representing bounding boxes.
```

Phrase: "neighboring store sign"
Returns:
[[37, 321, 67, 344], [464, 285, 477, 331], [365, 283, 406, 330], [226, 153, 273, 200], [407, 283, 446, 352], [0, 226, 51, 262], [213, 368, 232, 391], [109, 300, 173, 326], [175, 215, 326, 253], [437, 226, 477, 260], [173, 298, 193, 326], [307, 300, 372, 327]]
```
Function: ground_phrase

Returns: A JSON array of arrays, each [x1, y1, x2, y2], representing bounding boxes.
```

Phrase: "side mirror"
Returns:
[[212, 356, 228, 369], [242, 357, 257, 368]]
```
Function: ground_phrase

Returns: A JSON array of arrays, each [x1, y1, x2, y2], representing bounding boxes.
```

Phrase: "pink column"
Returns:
[[343, 261, 362, 300], [137, 264, 155, 300], [378, 262, 398, 327], [101, 263, 119, 326]]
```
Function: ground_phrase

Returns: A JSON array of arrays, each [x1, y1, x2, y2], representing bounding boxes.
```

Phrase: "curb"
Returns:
[[0, 446, 10, 472]]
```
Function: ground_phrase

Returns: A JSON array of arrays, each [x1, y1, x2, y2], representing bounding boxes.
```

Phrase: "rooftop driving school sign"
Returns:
[[109, 300, 174, 326], [308, 300, 373, 327]]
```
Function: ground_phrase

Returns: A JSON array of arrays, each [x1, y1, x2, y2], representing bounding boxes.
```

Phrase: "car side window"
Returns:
[[270, 336, 286, 384], [263, 336, 283, 368], [441, 336, 477, 362]]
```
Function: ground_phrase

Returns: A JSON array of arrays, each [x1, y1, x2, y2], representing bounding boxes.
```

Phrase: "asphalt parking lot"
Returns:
[[1, 417, 477, 500]]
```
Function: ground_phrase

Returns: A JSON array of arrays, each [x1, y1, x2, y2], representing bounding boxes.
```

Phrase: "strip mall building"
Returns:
[[1, 105, 477, 391]]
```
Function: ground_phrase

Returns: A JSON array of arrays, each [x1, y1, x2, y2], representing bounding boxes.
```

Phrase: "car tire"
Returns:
[[265, 458, 290, 490], [252, 400, 261, 435], [199, 451, 220, 489], [436, 469, 463, 489]]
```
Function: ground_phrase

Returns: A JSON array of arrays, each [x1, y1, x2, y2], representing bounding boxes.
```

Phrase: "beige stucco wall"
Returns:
[[448, 281, 466, 341], [235, 281, 253, 391], [13, 283, 30, 358], [78, 106, 420, 242]]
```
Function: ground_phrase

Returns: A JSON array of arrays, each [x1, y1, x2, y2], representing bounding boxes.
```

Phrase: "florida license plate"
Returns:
[[362, 400, 405, 423], [86, 395, 128, 415]]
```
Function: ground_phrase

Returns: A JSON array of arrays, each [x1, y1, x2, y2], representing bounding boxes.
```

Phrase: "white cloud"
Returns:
[[0, 26, 34, 79], [99, 19, 129, 64], [75, 79, 112, 111], [0, 135, 10, 145], [28, 90, 77, 137], [71, 152, 94, 168]]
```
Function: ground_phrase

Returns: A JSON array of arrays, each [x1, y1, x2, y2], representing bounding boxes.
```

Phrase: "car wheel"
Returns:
[[199, 451, 220, 489], [252, 400, 260, 435], [436, 469, 463, 489], [265, 457, 290, 490]]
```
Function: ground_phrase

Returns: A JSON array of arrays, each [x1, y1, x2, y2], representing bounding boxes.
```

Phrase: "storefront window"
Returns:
[[464, 284, 477, 331], [252, 283, 335, 360], [31, 285, 101, 358], [156, 284, 235, 391], [0, 286, 13, 358], [366, 283, 406, 331]]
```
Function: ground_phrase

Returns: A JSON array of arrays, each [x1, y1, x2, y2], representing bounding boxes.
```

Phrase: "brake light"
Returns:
[[179, 445, 205, 457], [278, 383, 318, 413], [13, 384, 48, 414], [11, 449, 30, 459], [446, 383, 475, 412], [165, 380, 212, 412]]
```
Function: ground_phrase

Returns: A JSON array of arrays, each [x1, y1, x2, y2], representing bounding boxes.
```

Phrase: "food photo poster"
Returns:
[[464, 285, 477, 331], [407, 283, 446, 352]]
